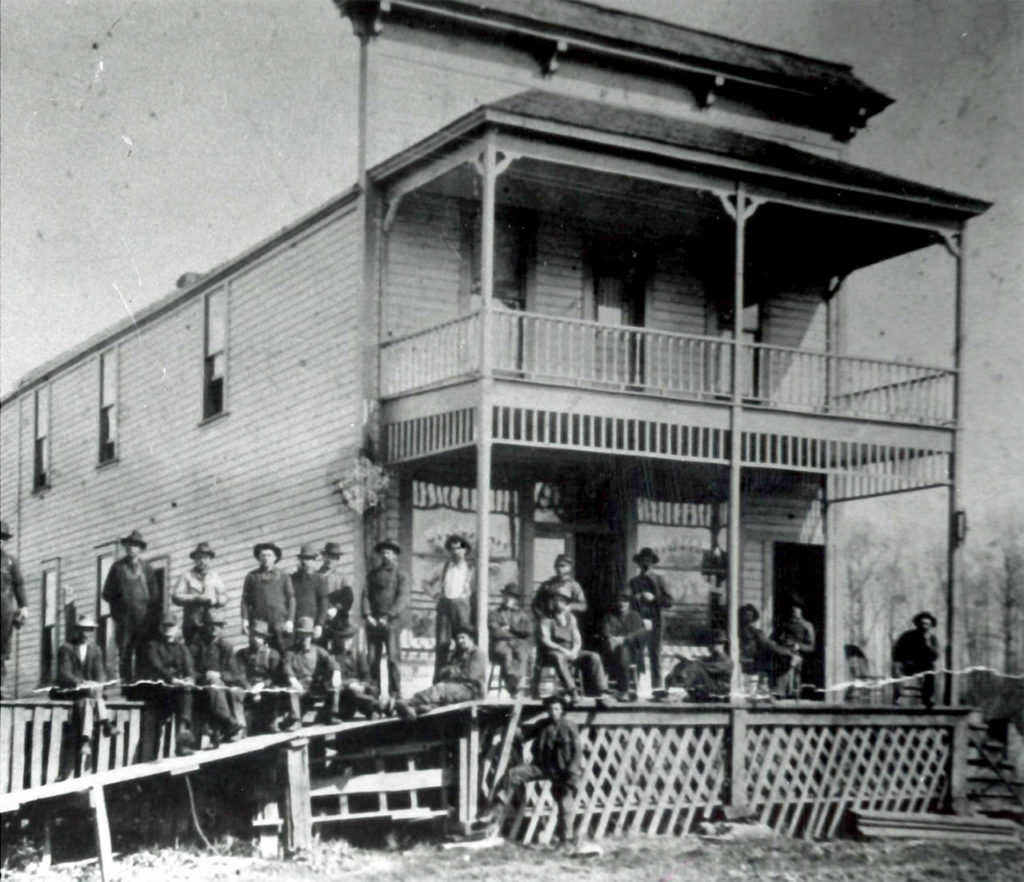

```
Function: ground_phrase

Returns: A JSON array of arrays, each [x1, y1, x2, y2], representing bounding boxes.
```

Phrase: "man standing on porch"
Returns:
[[171, 541, 226, 645], [532, 554, 587, 619], [425, 534, 475, 681], [0, 519, 27, 697], [241, 542, 294, 652], [362, 539, 408, 699], [102, 529, 162, 685], [291, 544, 328, 641], [627, 547, 673, 689]]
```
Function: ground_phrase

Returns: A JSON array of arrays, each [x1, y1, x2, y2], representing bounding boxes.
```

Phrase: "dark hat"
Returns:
[[554, 553, 573, 567], [206, 612, 227, 626], [444, 534, 471, 553], [321, 542, 344, 558], [913, 611, 938, 627], [739, 603, 760, 623], [501, 582, 523, 597], [453, 625, 476, 641], [189, 541, 216, 560], [633, 547, 660, 565], [160, 611, 179, 627], [295, 616, 315, 634], [543, 692, 569, 708], [374, 539, 401, 555], [249, 619, 271, 638], [121, 529, 147, 550], [297, 543, 320, 560], [76, 613, 98, 630], [708, 628, 727, 645], [253, 542, 283, 562], [0, 519, 12, 540]]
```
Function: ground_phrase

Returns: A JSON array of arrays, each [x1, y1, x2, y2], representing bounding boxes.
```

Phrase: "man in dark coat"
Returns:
[[771, 600, 816, 698], [236, 619, 285, 733], [291, 543, 328, 641], [486, 692, 584, 849], [627, 547, 673, 689], [601, 589, 647, 698], [336, 636, 381, 720], [392, 627, 486, 719], [362, 539, 409, 698], [51, 614, 113, 775], [281, 616, 342, 729], [102, 529, 163, 684], [666, 629, 734, 701], [0, 519, 28, 697], [489, 582, 532, 697], [190, 613, 246, 742], [241, 542, 295, 652], [893, 611, 940, 708], [739, 604, 799, 697], [318, 542, 354, 653], [137, 612, 196, 756]]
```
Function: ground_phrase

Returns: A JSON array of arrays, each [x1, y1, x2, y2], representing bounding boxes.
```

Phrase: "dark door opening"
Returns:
[[773, 543, 825, 697], [573, 532, 621, 651]]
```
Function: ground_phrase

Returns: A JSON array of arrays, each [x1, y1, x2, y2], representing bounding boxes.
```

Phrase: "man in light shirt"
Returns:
[[172, 541, 227, 645], [426, 534, 475, 682]]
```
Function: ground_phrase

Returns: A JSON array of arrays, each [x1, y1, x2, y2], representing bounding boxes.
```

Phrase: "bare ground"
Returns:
[[2, 834, 1021, 882]]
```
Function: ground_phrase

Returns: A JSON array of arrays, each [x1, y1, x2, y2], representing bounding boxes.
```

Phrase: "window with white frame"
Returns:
[[96, 551, 116, 675], [99, 348, 118, 463], [203, 288, 228, 419], [40, 560, 60, 683], [33, 385, 50, 491]]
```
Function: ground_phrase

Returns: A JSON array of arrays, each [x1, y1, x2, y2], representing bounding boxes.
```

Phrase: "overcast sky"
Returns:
[[1, 0, 1021, 517]]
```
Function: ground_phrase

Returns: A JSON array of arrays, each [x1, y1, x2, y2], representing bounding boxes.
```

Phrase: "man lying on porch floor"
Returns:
[[386, 627, 486, 719]]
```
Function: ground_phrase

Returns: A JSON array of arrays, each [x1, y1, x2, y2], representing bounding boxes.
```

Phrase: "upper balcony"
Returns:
[[380, 309, 955, 428]]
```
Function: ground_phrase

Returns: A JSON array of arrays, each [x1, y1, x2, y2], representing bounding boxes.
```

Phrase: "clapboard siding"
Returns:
[[534, 216, 586, 317], [2, 204, 365, 696], [764, 289, 827, 351]]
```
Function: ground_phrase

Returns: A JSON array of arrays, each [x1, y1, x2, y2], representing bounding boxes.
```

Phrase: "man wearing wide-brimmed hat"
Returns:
[[291, 544, 328, 642], [489, 582, 532, 697], [1, 519, 28, 696], [190, 612, 246, 743], [280, 616, 342, 730], [236, 619, 286, 733], [172, 541, 227, 644], [390, 626, 486, 720], [627, 547, 673, 690], [601, 588, 647, 699], [424, 534, 476, 681], [51, 613, 113, 775], [241, 542, 295, 652], [101, 529, 163, 684], [318, 542, 354, 654], [893, 611, 940, 708], [362, 540, 409, 698]]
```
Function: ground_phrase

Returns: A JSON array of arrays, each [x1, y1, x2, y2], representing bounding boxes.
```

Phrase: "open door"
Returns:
[[773, 543, 825, 697]]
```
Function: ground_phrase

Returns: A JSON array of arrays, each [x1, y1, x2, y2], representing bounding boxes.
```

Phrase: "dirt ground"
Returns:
[[2, 834, 1021, 882]]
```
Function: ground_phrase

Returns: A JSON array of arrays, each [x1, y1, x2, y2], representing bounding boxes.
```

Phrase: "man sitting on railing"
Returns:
[[51, 613, 115, 776], [280, 616, 343, 730], [135, 611, 197, 756], [190, 612, 246, 744], [236, 619, 287, 733]]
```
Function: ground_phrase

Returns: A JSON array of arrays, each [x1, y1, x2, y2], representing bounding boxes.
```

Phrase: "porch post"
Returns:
[[945, 224, 966, 706], [475, 131, 497, 668], [728, 182, 747, 695]]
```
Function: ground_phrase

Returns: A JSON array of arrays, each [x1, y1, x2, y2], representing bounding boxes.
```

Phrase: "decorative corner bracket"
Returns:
[[337, 0, 389, 39], [540, 38, 568, 77], [696, 74, 726, 110], [939, 231, 962, 259], [714, 191, 766, 224]]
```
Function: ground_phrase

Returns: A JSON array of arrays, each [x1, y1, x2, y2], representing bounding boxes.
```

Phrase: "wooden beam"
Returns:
[[89, 784, 114, 882], [728, 707, 749, 814], [282, 738, 312, 853]]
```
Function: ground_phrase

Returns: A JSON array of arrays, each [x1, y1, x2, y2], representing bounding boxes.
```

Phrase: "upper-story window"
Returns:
[[40, 559, 60, 684], [464, 207, 533, 313], [33, 385, 50, 491], [98, 348, 118, 463], [203, 288, 228, 419]]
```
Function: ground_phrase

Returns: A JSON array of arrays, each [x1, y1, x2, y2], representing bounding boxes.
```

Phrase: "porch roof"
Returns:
[[370, 90, 991, 221]]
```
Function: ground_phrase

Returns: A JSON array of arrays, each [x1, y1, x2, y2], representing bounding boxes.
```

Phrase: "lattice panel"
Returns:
[[503, 723, 728, 845], [744, 724, 951, 839], [385, 407, 475, 462]]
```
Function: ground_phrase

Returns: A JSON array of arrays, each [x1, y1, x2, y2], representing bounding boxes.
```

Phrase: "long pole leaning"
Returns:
[[944, 224, 966, 706], [475, 132, 497, 671], [728, 182, 746, 697]]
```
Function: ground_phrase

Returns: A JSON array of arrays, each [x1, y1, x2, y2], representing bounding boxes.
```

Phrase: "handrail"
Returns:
[[380, 312, 478, 348], [751, 340, 955, 376]]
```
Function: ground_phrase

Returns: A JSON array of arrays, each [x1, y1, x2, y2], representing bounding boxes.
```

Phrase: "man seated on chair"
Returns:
[[489, 582, 532, 697], [331, 620, 382, 720], [390, 627, 486, 720], [51, 613, 114, 775], [236, 619, 287, 733], [739, 604, 800, 698], [892, 610, 939, 709], [537, 585, 612, 705], [601, 589, 647, 700], [137, 611, 196, 756], [485, 692, 583, 851], [281, 616, 342, 730], [666, 629, 734, 701], [190, 612, 246, 744]]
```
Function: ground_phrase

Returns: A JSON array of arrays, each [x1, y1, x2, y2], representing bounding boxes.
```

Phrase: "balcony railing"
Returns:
[[380, 310, 955, 426]]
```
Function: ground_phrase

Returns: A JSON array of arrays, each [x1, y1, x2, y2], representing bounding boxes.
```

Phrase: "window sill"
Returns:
[[96, 457, 120, 471], [198, 410, 230, 428], [31, 484, 52, 498]]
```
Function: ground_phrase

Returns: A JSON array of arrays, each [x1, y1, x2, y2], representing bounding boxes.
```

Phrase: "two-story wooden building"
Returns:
[[0, 0, 988, 701]]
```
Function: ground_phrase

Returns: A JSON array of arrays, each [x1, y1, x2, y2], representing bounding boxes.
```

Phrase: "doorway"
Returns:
[[772, 543, 825, 696]]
